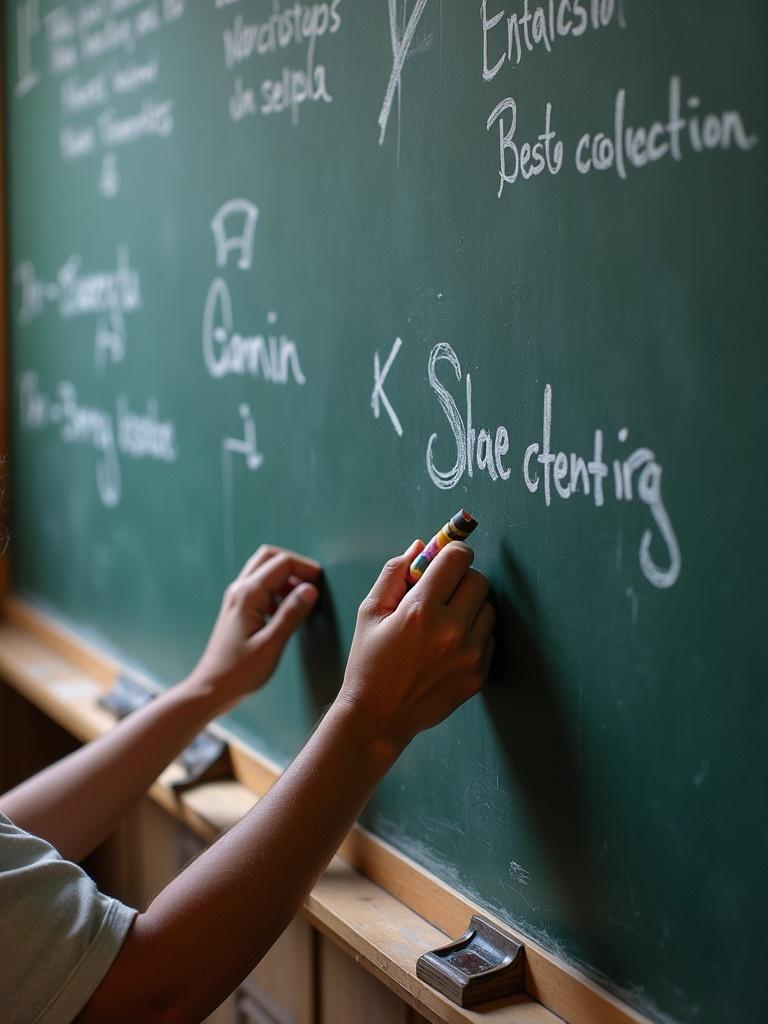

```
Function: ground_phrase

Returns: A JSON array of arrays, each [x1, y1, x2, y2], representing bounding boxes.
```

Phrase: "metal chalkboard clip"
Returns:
[[99, 672, 232, 792]]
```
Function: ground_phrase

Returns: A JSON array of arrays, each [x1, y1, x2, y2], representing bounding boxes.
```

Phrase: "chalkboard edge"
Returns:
[[0, 69, 9, 605]]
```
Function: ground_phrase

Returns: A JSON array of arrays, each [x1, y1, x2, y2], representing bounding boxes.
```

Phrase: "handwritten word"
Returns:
[[18, 374, 178, 509], [426, 342, 511, 489], [117, 397, 178, 463], [222, 3, 342, 68], [574, 76, 759, 178], [61, 124, 96, 159], [425, 342, 681, 589], [482, 0, 626, 80], [486, 97, 563, 195], [229, 77, 257, 122], [113, 59, 159, 93], [61, 72, 108, 113], [259, 50, 332, 123], [80, 17, 136, 61], [97, 99, 174, 148], [203, 285, 306, 385], [524, 384, 680, 588]]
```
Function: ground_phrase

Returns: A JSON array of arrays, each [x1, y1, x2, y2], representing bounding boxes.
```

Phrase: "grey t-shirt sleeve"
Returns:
[[0, 812, 138, 1024]]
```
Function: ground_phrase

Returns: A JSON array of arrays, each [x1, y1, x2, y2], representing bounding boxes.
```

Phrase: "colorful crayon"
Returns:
[[409, 510, 478, 583]]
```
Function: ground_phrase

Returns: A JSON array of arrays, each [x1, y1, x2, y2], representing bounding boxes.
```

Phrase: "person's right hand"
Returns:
[[337, 539, 495, 754]]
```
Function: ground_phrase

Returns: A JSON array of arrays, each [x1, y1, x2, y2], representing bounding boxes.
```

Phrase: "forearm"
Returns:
[[80, 698, 401, 1024], [0, 676, 224, 861]]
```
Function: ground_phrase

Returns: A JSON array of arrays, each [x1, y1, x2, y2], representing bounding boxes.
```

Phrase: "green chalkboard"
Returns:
[[4, 3, 767, 1022]]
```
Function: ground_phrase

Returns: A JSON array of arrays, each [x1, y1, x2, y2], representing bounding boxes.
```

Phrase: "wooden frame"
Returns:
[[1, 45, 10, 604], [0, 62, 650, 1024]]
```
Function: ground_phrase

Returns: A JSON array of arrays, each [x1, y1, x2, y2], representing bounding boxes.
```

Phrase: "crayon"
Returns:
[[409, 510, 478, 583]]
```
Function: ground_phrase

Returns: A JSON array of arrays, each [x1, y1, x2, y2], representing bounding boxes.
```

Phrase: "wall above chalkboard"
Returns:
[[4, 4, 766, 1024]]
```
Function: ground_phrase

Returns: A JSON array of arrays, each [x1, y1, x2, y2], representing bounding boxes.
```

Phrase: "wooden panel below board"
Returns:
[[320, 936, 412, 1024], [0, 612, 649, 1024]]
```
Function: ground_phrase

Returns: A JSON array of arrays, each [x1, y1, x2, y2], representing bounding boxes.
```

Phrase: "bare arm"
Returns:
[[0, 547, 321, 861], [80, 542, 495, 1024]]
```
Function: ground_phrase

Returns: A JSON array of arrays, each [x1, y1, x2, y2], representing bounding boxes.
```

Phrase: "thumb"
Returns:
[[256, 582, 318, 651], [365, 539, 424, 616]]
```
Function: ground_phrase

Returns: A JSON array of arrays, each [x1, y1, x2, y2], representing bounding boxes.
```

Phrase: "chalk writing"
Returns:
[[574, 76, 759, 179], [211, 200, 259, 271], [10, 2, 188, 195], [219, 2, 342, 126], [14, 248, 142, 370], [203, 286, 306, 385], [223, 403, 264, 472], [203, 200, 306, 386], [371, 337, 404, 437], [378, 0, 431, 147], [97, 100, 174, 148], [482, 0, 626, 80], [18, 373, 178, 508], [488, 75, 758, 196], [98, 152, 120, 199], [222, 403, 264, 575], [481, 2, 759, 196], [486, 97, 563, 195], [13, 0, 41, 98], [425, 342, 681, 589]]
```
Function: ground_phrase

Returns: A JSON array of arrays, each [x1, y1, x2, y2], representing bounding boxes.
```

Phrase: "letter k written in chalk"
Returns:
[[371, 337, 404, 437]]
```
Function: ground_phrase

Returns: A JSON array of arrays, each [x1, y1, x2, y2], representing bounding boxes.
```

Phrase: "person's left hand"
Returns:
[[187, 545, 321, 710]]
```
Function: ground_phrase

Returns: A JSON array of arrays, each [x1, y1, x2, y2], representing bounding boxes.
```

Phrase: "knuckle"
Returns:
[[358, 596, 378, 621], [404, 600, 428, 629], [256, 543, 276, 560], [439, 621, 463, 651], [446, 542, 473, 565], [225, 581, 247, 608], [271, 551, 292, 572]]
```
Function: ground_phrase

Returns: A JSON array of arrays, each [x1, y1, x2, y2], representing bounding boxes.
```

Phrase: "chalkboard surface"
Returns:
[[5, 4, 767, 1022]]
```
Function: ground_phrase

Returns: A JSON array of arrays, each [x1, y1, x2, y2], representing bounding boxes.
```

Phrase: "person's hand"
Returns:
[[187, 546, 321, 710], [337, 539, 495, 753]]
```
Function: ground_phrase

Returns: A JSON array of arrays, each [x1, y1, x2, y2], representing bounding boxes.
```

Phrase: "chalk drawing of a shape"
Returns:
[[378, 0, 430, 146]]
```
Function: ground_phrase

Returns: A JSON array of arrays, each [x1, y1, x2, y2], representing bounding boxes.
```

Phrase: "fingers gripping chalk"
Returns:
[[409, 510, 478, 583]]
